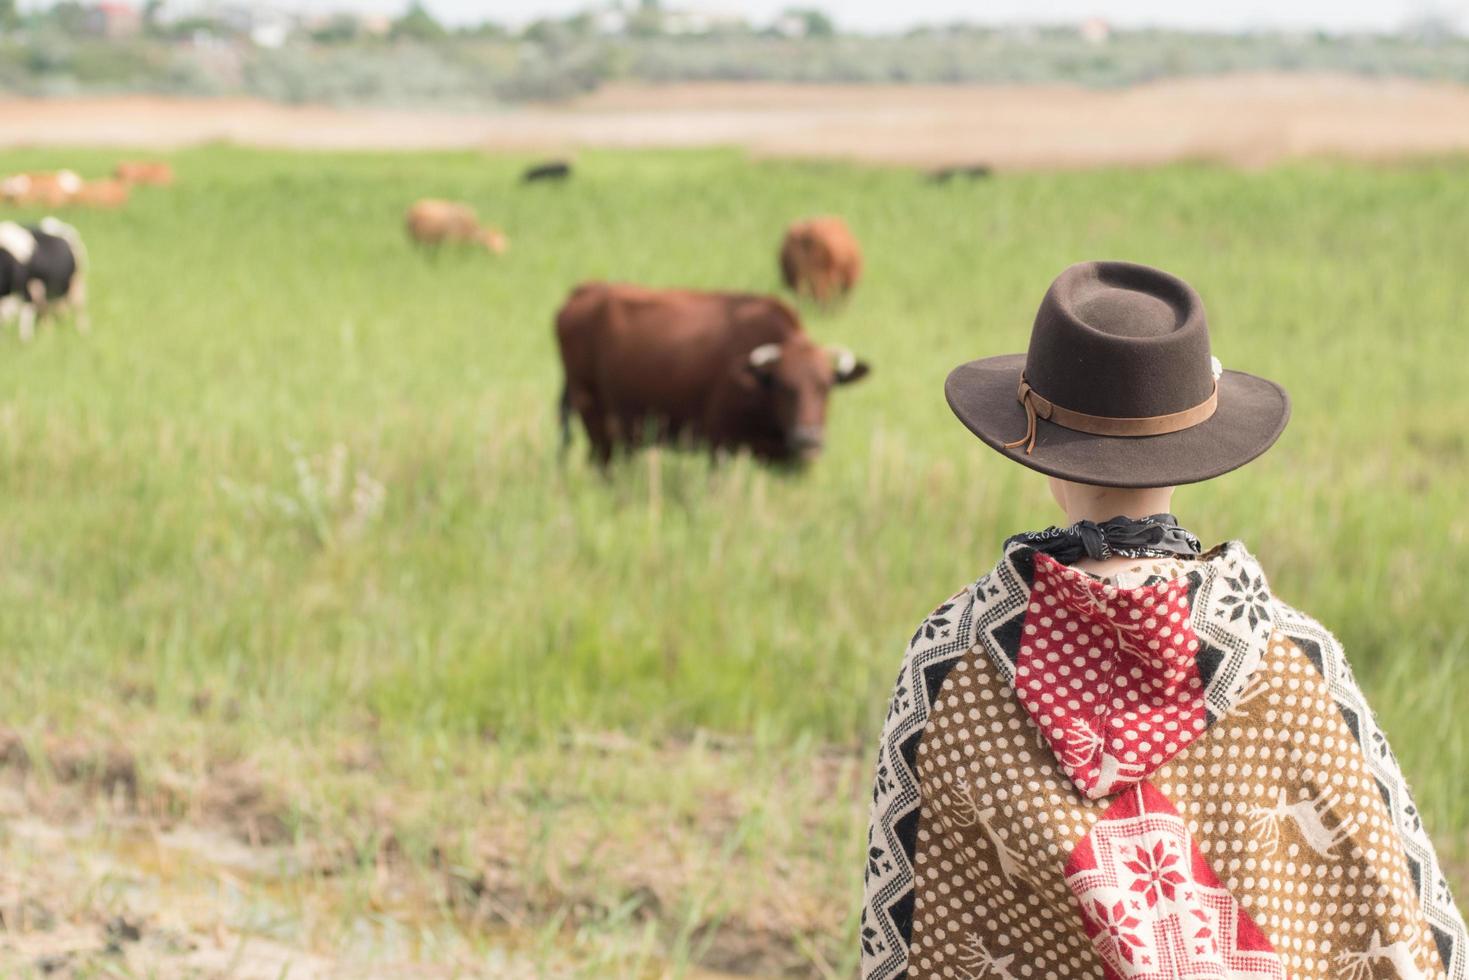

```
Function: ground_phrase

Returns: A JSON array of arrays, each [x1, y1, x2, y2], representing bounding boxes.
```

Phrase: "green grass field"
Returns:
[[0, 145, 1465, 975]]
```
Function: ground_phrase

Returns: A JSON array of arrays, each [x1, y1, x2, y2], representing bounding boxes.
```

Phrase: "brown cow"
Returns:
[[114, 161, 175, 186], [1, 170, 83, 207], [70, 179, 131, 209], [555, 282, 870, 466], [779, 216, 862, 305], [405, 199, 507, 254]]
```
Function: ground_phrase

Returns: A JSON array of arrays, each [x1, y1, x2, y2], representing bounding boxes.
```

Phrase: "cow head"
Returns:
[[745, 336, 870, 460], [478, 228, 508, 254]]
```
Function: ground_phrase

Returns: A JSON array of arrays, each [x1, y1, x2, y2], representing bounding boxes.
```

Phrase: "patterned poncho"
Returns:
[[862, 539, 1467, 980]]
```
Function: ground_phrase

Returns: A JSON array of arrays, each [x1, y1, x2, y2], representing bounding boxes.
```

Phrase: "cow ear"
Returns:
[[831, 347, 870, 384], [747, 343, 781, 385]]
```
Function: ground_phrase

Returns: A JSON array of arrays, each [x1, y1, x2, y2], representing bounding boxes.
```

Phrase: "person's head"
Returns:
[[943, 260, 1290, 505]]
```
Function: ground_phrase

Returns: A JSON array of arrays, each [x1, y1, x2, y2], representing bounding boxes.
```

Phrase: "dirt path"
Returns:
[[0, 725, 853, 979], [4, 74, 1469, 168], [0, 787, 498, 978]]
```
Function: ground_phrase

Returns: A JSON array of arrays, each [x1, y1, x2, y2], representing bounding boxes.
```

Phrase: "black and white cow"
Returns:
[[0, 221, 37, 339], [522, 159, 572, 183], [0, 217, 88, 341]]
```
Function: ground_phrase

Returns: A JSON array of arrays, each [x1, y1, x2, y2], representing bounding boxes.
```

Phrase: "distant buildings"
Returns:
[[48, 1, 1124, 50], [517, 2, 826, 39], [660, 5, 746, 35], [58, 1, 845, 47], [87, 0, 395, 47], [83, 1, 141, 39], [360, 14, 392, 37], [591, 8, 628, 34], [164, 2, 291, 38], [1079, 17, 1111, 45], [245, 8, 294, 48], [770, 13, 809, 38]]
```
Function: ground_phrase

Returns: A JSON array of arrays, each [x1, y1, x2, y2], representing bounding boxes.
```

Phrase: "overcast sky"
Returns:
[[287, 0, 1467, 33]]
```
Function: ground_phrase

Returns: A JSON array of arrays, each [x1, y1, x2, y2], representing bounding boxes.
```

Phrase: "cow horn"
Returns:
[[831, 347, 858, 377], [749, 343, 782, 367]]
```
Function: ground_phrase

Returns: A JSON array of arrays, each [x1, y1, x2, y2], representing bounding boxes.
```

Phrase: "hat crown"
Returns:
[[1025, 261, 1214, 418]]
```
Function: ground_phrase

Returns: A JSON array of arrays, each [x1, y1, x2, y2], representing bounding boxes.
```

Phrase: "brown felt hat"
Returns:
[[945, 261, 1290, 488]]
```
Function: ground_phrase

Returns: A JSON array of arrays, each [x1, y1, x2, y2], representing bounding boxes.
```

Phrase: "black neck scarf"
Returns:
[[1005, 513, 1202, 565]]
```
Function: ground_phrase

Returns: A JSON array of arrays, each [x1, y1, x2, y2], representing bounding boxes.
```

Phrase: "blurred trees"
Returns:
[[6, 5, 1469, 105], [310, 14, 367, 45], [783, 8, 835, 38], [390, 2, 446, 42], [44, 1, 89, 35], [628, 0, 663, 39]]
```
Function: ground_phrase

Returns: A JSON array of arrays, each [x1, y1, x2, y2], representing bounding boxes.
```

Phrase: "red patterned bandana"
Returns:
[[1015, 554, 1210, 800]]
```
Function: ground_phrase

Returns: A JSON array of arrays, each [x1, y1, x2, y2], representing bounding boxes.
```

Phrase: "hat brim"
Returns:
[[945, 354, 1291, 489]]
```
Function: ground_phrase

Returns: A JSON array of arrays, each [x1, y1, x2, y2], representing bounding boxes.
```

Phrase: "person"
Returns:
[[860, 261, 1467, 980]]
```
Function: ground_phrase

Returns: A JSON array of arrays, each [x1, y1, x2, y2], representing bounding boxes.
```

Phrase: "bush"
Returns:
[[7, 29, 1469, 104]]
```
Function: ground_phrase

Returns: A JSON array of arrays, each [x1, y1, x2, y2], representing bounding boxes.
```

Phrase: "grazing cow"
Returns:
[[114, 161, 175, 186], [522, 160, 572, 183], [0, 221, 37, 338], [72, 179, 131, 209], [779, 216, 862, 306], [555, 282, 870, 466], [927, 163, 993, 183], [0, 218, 88, 341], [405, 199, 507, 253], [1, 170, 83, 206]]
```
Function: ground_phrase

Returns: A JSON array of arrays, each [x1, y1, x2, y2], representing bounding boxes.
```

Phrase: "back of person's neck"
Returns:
[[1047, 477, 1180, 576], [1051, 481, 1175, 527]]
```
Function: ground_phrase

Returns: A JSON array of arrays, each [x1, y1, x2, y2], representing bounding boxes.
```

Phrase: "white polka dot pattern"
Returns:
[[865, 540, 1465, 980], [905, 628, 1449, 979], [1275, 602, 1468, 980], [1016, 555, 1207, 799]]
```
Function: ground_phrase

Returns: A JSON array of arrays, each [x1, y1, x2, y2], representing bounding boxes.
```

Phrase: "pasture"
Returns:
[[0, 144, 1465, 976]]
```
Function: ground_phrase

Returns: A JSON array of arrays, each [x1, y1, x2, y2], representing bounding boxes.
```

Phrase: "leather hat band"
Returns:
[[1002, 376, 1218, 455]]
